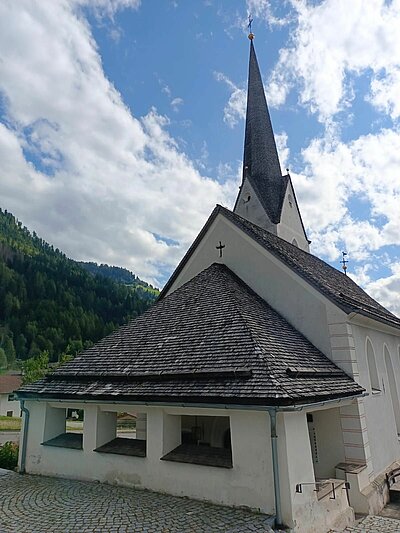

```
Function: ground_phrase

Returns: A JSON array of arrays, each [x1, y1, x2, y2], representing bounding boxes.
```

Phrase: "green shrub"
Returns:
[[0, 441, 19, 470]]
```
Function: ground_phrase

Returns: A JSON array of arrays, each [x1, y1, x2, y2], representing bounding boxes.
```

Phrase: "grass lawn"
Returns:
[[0, 416, 21, 432]]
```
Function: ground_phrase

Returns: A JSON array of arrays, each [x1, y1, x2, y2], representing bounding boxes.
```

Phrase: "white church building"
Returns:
[[16, 34, 400, 533]]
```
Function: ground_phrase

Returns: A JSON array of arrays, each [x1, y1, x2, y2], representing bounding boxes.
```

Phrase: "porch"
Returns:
[[20, 398, 360, 532]]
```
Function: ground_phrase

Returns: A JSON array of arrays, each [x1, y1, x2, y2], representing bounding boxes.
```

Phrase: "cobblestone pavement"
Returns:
[[0, 470, 274, 533], [342, 515, 400, 532]]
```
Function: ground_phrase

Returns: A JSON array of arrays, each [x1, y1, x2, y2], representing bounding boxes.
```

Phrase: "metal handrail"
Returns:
[[295, 480, 350, 501], [386, 467, 400, 488]]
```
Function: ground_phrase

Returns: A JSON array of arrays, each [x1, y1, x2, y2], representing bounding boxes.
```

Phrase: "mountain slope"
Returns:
[[0, 208, 158, 367]]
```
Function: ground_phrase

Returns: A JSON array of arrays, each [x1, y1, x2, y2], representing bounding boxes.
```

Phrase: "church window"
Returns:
[[384, 346, 400, 436], [366, 339, 380, 394], [161, 415, 232, 468], [94, 411, 147, 457], [292, 239, 298, 247]]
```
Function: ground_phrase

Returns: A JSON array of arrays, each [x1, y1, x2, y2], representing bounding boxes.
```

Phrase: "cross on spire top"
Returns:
[[248, 14, 254, 40]]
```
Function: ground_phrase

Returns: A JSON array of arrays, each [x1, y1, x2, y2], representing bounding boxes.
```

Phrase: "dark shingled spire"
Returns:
[[242, 40, 288, 224]]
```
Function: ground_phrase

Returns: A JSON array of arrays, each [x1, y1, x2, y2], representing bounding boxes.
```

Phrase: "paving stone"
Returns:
[[0, 471, 274, 533], [340, 514, 400, 532]]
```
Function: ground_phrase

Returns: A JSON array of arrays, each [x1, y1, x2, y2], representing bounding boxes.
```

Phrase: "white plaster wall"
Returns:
[[167, 214, 333, 357], [279, 411, 352, 533], [352, 323, 400, 475], [309, 407, 345, 479], [278, 181, 309, 252], [22, 402, 275, 514], [234, 178, 276, 233], [0, 394, 20, 417]]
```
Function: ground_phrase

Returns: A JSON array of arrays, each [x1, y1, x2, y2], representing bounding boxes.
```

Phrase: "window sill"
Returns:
[[371, 389, 381, 395], [94, 437, 146, 457], [161, 444, 232, 469], [42, 433, 83, 450]]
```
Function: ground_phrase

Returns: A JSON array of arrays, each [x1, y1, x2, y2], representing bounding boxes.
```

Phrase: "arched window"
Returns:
[[366, 339, 380, 393], [292, 239, 298, 247], [385, 346, 400, 436]]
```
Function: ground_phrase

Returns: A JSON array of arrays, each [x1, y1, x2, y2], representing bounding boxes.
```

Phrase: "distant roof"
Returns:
[[18, 264, 363, 406], [161, 206, 400, 330], [235, 39, 288, 224], [0, 374, 22, 394]]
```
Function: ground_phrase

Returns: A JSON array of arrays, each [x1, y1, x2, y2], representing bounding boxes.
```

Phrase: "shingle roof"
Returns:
[[0, 374, 22, 394], [18, 264, 363, 405], [161, 205, 400, 330], [219, 206, 400, 329], [236, 40, 287, 224]]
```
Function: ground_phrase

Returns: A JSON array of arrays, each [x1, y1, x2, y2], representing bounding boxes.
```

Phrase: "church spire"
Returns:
[[234, 32, 310, 252], [241, 36, 285, 224]]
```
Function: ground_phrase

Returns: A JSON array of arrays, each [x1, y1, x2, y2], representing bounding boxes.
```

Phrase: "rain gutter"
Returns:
[[19, 400, 30, 474]]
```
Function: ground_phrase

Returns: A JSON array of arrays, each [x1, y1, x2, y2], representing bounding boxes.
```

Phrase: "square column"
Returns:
[[146, 408, 181, 461], [277, 411, 315, 529], [84, 405, 116, 451]]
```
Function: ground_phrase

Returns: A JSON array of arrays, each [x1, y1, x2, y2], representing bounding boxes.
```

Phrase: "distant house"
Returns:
[[15, 34, 400, 533], [0, 374, 21, 417]]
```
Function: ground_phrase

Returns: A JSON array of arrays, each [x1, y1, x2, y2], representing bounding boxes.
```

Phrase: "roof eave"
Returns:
[[15, 388, 365, 408]]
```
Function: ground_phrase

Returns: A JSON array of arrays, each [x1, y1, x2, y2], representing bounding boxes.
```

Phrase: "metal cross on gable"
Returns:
[[341, 251, 349, 275], [216, 241, 225, 258]]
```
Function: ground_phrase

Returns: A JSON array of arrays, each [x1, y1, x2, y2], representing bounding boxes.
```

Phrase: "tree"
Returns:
[[0, 348, 7, 370], [15, 333, 27, 359], [22, 351, 50, 385], [2, 335, 16, 368]]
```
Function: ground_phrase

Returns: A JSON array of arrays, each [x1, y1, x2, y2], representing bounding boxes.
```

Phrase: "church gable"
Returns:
[[277, 179, 309, 252], [162, 206, 400, 346], [233, 177, 276, 233]]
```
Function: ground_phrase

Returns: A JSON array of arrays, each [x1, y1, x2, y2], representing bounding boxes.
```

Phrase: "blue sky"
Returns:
[[0, 0, 399, 314]]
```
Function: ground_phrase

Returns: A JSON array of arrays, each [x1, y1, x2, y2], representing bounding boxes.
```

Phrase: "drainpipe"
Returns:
[[19, 400, 30, 474], [269, 408, 283, 528]]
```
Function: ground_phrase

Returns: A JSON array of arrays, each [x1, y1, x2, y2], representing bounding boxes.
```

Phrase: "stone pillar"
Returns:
[[84, 405, 117, 451], [277, 411, 316, 529], [136, 413, 147, 440], [146, 408, 181, 461], [96, 410, 117, 448], [327, 319, 373, 479], [43, 404, 66, 442]]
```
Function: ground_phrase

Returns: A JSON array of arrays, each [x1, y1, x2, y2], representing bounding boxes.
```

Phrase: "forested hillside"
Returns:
[[0, 208, 158, 369], [78, 262, 158, 301]]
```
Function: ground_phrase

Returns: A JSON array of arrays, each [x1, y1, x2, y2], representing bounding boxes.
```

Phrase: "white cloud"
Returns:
[[214, 72, 246, 127], [275, 132, 289, 172], [364, 262, 400, 317], [292, 126, 400, 264], [267, 0, 400, 121], [72, 0, 141, 17], [246, 0, 291, 27], [369, 68, 400, 120], [170, 97, 184, 112], [0, 0, 235, 286]]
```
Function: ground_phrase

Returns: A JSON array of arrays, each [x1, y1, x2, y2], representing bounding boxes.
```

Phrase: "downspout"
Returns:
[[19, 400, 30, 474], [269, 408, 283, 528]]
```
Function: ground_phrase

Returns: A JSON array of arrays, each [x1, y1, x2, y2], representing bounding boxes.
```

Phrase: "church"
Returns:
[[16, 34, 400, 533]]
